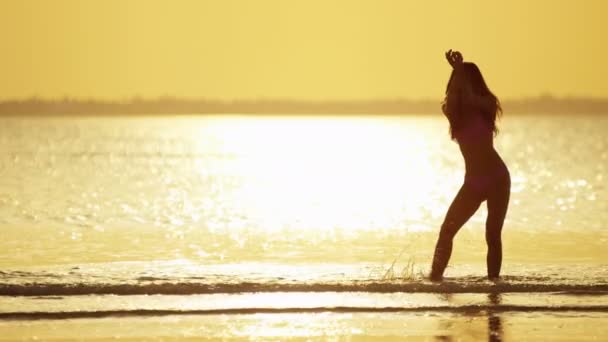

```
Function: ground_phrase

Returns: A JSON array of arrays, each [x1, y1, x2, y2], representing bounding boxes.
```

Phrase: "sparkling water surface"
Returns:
[[0, 114, 606, 284], [1, 114, 607, 341]]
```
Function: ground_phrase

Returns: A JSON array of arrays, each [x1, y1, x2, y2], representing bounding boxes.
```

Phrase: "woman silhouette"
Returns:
[[430, 50, 510, 281]]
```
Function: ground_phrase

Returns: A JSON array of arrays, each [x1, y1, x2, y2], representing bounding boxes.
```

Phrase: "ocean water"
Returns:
[[0, 114, 607, 339]]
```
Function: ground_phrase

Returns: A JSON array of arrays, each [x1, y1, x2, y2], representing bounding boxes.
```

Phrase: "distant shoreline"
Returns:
[[1, 97, 607, 115]]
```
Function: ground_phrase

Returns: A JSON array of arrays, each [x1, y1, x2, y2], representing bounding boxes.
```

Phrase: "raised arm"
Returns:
[[444, 50, 496, 114], [443, 50, 465, 121]]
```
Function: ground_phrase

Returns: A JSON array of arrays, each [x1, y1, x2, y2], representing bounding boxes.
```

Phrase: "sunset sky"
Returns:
[[1, 0, 607, 101]]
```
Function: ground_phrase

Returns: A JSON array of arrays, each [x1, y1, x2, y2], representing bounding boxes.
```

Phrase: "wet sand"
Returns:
[[1, 292, 607, 340], [1, 312, 607, 341]]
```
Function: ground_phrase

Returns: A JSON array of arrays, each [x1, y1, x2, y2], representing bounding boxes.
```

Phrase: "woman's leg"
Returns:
[[485, 174, 511, 280], [431, 184, 484, 280]]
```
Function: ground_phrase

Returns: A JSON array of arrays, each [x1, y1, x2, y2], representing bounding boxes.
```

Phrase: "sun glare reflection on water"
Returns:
[[204, 116, 451, 233], [1, 114, 607, 270]]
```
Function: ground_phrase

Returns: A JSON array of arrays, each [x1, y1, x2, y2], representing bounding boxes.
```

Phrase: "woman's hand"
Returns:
[[445, 49, 463, 68]]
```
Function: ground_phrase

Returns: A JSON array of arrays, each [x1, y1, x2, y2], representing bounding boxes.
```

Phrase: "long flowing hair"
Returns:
[[443, 62, 502, 139]]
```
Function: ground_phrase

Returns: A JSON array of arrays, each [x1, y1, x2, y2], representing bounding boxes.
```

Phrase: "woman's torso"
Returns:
[[453, 112, 508, 177]]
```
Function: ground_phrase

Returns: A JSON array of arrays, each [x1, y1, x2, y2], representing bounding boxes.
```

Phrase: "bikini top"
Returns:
[[453, 114, 493, 146]]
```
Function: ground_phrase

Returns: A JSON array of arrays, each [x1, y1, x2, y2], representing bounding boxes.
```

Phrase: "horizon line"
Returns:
[[2, 96, 608, 115]]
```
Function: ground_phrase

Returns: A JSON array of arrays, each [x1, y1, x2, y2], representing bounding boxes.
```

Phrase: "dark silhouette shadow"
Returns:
[[433, 293, 503, 341], [487, 293, 504, 342], [431, 51, 510, 282]]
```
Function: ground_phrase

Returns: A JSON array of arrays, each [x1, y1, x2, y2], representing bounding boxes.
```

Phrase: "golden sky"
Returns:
[[1, 0, 607, 100]]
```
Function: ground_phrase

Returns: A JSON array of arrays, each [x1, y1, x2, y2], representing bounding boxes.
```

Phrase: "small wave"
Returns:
[[136, 276, 170, 281], [2, 305, 608, 320], [1, 281, 607, 297]]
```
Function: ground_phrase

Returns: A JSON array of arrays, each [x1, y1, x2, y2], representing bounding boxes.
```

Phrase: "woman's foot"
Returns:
[[429, 272, 443, 282]]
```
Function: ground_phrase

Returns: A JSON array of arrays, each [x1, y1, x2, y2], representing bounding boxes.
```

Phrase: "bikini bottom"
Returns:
[[463, 165, 510, 199]]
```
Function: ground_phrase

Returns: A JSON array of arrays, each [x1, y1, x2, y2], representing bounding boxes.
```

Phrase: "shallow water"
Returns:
[[1, 115, 606, 269], [0, 114, 607, 340]]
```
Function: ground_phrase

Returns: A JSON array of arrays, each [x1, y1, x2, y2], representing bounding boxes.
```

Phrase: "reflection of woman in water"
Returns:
[[430, 50, 510, 281]]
